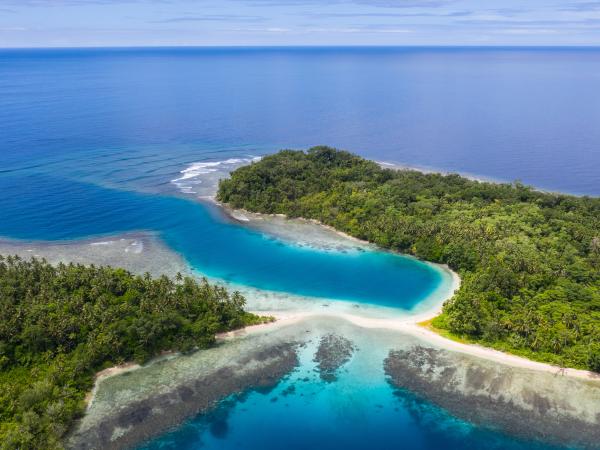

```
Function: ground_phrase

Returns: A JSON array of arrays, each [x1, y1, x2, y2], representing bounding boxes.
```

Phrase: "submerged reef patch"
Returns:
[[68, 342, 299, 450], [384, 345, 600, 448], [313, 334, 355, 382]]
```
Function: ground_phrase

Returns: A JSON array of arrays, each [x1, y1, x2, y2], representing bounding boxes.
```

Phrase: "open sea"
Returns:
[[1, 47, 598, 449]]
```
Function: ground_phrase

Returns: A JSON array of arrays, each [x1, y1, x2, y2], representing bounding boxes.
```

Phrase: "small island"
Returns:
[[218, 146, 600, 372]]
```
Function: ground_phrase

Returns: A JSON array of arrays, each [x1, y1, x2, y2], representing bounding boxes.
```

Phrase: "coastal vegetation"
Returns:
[[218, 146, 600, 371], [0, 256, 266, 449]]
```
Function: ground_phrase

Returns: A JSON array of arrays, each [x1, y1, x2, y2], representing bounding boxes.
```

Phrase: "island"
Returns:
[[218, 146, 600, 372], [2, 146, 599, 450]]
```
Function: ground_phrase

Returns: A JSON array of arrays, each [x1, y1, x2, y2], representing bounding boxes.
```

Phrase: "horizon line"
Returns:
[[2, 44, 600, 50]]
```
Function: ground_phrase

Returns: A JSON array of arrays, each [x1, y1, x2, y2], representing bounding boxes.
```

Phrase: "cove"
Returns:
[[0, 173, 444, 309], [134, 321, 562, 450]]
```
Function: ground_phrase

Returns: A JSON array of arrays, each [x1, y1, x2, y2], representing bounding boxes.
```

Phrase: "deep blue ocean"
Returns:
[[2, 47, 600, 195], [0, 47, 597, 449]]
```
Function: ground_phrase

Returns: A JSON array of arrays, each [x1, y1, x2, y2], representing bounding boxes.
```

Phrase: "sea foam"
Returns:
[[171, 157, 261, 196]]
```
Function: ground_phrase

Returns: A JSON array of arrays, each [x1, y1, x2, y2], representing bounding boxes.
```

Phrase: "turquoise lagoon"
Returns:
[[0, 172, 444, 310], [1, 47, 594, 449], [0, 168, 567, 450], [137, 324, 562, 450]]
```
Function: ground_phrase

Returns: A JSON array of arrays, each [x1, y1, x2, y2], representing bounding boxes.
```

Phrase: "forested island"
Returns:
[[0, 256, 266, 449], [218, 146, 600, 372]]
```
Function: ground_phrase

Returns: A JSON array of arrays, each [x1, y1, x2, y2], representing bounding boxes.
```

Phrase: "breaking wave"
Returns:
[[171, 156, 261, 197]]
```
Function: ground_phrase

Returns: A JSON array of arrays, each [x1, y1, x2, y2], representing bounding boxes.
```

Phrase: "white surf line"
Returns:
[[171, 157, 261, 195]]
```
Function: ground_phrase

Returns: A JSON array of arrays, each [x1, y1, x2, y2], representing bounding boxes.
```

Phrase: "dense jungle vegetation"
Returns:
[[218, 146, 600, 371], [0, 256, 264, 449]]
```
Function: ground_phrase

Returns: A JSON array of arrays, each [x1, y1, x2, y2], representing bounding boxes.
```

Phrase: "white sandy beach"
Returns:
[[229, 308, 599, 382], [217, 206, 599, 381], [0, 209, 597, 385]]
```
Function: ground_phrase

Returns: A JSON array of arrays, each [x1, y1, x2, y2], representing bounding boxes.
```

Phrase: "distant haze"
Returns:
[[1, 0, 600, 47]]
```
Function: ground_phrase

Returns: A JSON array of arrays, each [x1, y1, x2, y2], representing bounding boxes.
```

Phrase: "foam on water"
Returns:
[[2, 47, 599, 449], [4, 47, 600, 195], [171, 157, 261, 196], [0, 173, 447, 310], [125, 240, 144, 254]]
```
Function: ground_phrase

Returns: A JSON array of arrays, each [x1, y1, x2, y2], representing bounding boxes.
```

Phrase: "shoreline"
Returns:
[[376, 160, 588, 197], [2, 204, 595, 383], [0, 201, 596, 390], [75, 312, 600, 450], [2, 221, 597, 448], [231, 311, 599, 382], [216, 202, 599, 381]]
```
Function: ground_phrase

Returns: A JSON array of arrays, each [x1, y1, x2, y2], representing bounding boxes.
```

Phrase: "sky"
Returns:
[[1, 0, 600, 47]]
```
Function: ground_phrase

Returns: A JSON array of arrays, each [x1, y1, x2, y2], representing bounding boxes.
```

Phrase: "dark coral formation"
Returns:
[[313, 334, 355, 382], [69, 342, 299, 450], [384, 345, 600, 449]]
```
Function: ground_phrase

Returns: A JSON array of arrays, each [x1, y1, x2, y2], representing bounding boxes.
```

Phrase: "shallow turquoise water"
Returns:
[[0, 172, 441, 309], [1, 47, 590, 449], [139, 336, 562, 450]]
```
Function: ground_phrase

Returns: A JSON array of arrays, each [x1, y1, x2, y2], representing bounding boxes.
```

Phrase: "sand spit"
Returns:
[[385, 345, 600, 448], [73, 316, 600, 449], [1, 211, 599, 448], [262, 311, 599, 382], [217, 205, 600, 382], [405, 323, 599, 381]]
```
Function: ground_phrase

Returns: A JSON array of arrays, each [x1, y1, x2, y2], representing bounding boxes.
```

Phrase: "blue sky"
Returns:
[[1, 0, 600, 47]]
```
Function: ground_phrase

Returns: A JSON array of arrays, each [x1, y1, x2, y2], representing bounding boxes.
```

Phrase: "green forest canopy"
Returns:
[[0, 256, 265, 449], [218, 146, 600, 371]]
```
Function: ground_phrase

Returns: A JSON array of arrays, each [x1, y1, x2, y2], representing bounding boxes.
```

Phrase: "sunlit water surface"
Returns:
[[1, 47, 596, 449], [138, 330, 563, 450]]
